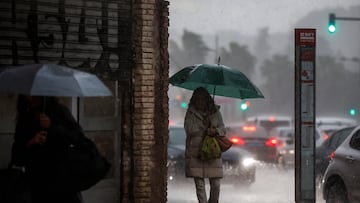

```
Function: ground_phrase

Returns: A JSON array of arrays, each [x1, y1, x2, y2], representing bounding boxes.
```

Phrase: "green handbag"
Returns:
[[199, 135, 221, 160]]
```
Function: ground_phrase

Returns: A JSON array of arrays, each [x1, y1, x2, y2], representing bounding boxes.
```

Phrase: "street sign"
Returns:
[[295, 28, 316, 203]]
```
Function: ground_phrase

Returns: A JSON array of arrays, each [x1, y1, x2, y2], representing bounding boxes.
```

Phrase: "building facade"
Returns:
[[0, 0, 169, 202]]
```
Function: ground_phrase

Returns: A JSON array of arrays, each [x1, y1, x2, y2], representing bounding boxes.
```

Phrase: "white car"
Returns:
[[322, 125, 360, 202], [317, 116, 357, 136], [245, 115, 293, 136]]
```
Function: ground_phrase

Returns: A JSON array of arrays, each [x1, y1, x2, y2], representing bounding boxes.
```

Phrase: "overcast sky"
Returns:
[[169, 0, 360, 36]]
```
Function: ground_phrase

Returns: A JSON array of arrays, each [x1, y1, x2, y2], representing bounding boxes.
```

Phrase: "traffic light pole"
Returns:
[[335, 16, 360, 21], [328, 13, 360, 33]]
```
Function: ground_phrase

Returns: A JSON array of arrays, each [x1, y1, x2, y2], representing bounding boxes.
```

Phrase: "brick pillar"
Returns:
[[129, 0, 169, 202]]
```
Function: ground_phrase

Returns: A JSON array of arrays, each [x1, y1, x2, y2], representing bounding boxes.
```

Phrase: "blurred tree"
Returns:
[[317, 36, 334, 57], [257, 53, 358, 118], [219, 42, 256, 79], [181, 29, 210, 65], [169, 30, 211, 121], [169, 30, 210, 72], [316, 56, 358, 116], [259, 54, 293, 115], [254, 27, 271, 62], [169, 39, 186, 72]]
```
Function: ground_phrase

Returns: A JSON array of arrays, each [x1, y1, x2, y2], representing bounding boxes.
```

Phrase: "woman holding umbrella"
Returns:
[[184, 87, 226, 203], [9, 95, 83, 203]]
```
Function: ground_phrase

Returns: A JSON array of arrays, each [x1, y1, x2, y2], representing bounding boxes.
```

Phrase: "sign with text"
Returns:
[[295, 28, 316, 203]]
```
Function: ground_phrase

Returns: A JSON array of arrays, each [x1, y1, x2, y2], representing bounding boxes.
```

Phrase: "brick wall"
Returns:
[[0, 0, 170, 202], [127, 0, 169, 202]]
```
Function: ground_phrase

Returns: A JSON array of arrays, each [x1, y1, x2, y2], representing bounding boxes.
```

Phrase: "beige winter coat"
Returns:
[[184, 105, 226, 178]]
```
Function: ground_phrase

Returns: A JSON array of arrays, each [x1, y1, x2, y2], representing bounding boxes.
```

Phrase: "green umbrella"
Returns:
[[169, 64, 264, 99]]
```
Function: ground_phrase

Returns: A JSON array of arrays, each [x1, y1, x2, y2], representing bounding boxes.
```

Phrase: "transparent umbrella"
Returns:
[[0, 63, 112, 97]]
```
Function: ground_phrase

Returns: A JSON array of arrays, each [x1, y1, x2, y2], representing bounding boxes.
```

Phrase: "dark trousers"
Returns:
[[194, 177, 221, 203]]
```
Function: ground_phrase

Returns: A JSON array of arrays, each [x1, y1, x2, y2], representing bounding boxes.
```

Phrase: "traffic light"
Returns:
[[328, 13, 336, 33], [349, 108, 357, 116], [240, 101, 250, 111], [181, 101, 188, 109], [175, 94, 188, 109]]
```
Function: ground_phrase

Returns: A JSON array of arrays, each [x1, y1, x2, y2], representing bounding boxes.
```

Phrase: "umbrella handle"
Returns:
[[213, 85, 216, 100], [42, 96, 46, 113]]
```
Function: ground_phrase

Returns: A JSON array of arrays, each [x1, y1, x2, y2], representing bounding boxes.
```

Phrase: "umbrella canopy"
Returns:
[[169, 64, 264, 99], [0, 64, 112, 97]]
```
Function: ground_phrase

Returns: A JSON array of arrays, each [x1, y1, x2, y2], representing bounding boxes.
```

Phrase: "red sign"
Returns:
[[301, 50, 315, 61], [295, 29, 316, 46]]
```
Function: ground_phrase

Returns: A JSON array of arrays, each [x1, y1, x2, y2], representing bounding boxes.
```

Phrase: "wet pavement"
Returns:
[[168, 164, 325, 203]]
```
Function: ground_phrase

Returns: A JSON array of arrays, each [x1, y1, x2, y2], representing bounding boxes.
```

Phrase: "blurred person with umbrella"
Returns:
[[184, 87, 226, 203], [0, 63, 112, 203], [170, 62, 264, 203], [10, 95, 84, 203]]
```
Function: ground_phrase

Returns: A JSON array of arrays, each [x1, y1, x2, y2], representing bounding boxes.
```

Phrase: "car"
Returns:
[[316, 117, 357, 129], [167, 125, 186, 182], [221, 146, 256, 186], [167, 145, 185, 181], [322, 125, 360, 202], [168, 125, 256, 186], [269, 126, 295, 169], [269, 126, 294, 145], [316, 116, 357, 141], [227, 124, 282, 164], [277, 142, 294, 169], [315, 117, 356, 153], [315, 126, 356, 188], [245, 115, 293, 136]]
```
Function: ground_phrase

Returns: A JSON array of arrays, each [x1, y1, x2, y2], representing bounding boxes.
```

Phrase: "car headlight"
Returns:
[[242, 157, 255, 167], [280, 149, 295, 155]]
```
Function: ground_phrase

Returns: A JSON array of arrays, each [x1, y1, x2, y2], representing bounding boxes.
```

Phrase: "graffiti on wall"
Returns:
[[0, 0, 132, 79]]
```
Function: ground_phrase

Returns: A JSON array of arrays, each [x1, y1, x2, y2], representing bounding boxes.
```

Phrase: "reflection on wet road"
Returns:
[[168, 164, 325, 203]]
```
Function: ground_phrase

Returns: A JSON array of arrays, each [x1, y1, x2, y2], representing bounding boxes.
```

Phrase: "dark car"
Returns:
[[167, 126, 186, 181], [168, 125, 256, 186], [167, 145, 185, 181], [315, 126, 355, 187], [322, 125, 360, 202], [269, 126, 295, 168], [221, 146, 256, 186], [316, 116, 357, 147], [227, 124, 282, 164]]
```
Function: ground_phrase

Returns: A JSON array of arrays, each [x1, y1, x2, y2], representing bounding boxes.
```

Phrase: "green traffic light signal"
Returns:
[[328, 13, 336, 33], [181, 101, 188, 109], [240, 101, 250, 111], [349, 108, 356, 116], [328, 25, 336, 33]]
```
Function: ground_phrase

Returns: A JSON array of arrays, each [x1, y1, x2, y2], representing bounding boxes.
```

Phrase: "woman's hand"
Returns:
[[27, 131, 48, 147], [39, 113, 51, 129]]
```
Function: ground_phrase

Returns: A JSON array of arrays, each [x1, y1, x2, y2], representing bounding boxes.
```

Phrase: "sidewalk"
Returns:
[[82, 179, 116, 203]]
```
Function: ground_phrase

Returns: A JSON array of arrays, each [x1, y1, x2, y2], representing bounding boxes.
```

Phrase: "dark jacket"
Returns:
[[10, 102, 83, 203]]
